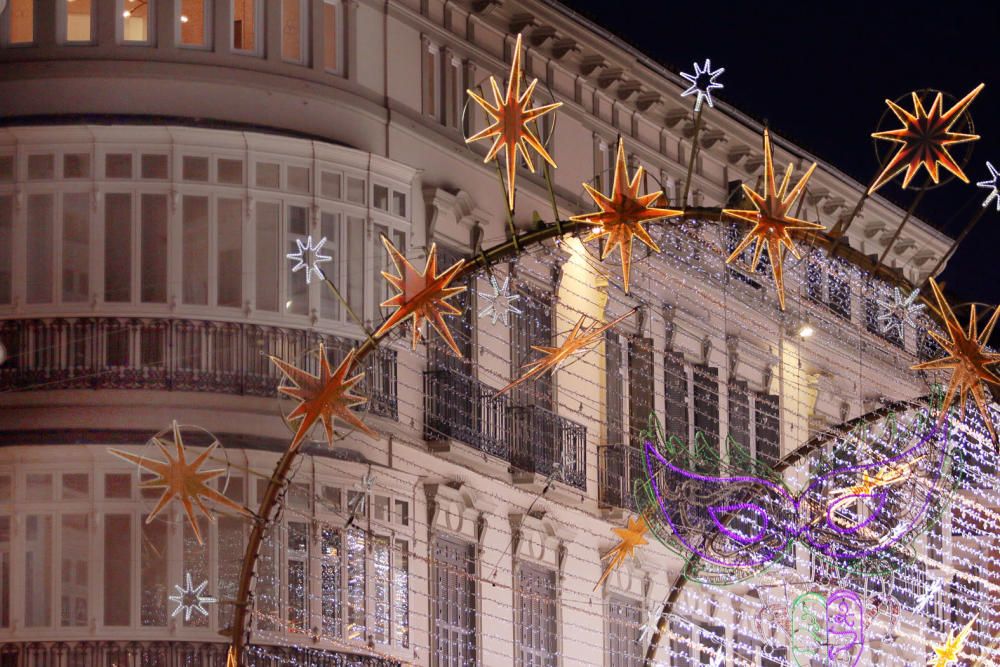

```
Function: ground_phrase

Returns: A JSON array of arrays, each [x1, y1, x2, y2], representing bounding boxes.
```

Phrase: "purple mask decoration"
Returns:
[[791, 589, 865, 667], [643, 423, 947, 569]]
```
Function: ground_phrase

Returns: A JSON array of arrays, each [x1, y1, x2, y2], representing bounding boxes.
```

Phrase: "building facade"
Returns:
[[0, 1, 995, 666]]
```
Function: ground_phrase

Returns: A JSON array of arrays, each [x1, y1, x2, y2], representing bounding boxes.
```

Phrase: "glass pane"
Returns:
[[322, 1, 338, 71], [9, 0, 33, 43], [0, 196, 11, 303], [105, 153, 133, 178], [104, 193, 133, 303], [218, 158, 243, 184], [25, 515, 52, 627], [287, 521, 308, 631], [62, 473, 89, 500], [218, 198, 243, 307], [287, 165, 310, 193], [281, 0, 303, 62], [321, 171, 341, 198], [232, 0, 257, 51], [141, 194, 168, 303], [27, 154, 53, 179], [346, 527, 366, 640], [104, 473, 131, 498], [0, 156, 11, 182], [373, 185, 388, 211], [346, 177, 365, 204], [26, 194, 54, 304], [321, 528, 342, 637], [62, 193, 91, 303], [182, 195, 209, 305], [63, 153, 91, 178], [60, 515, 89, 627], [183, 517, 210, 627], [256, 526, 278, 630], [122, 0, 150, 42], [179, 0, 207, 46], [287, 205, 308, 315], [140, 514, 168, 625], [104, 515, 131, 625], [319, 212, 340, 320], [392, 191, 406, 217], [346, 217, 365, 319], [255, 201, 280, 311], [256, 162, 280, 188], [393, 540, 409, 647], [0, 517, 9, 628], [140, 154, 168, 179], [218, 516, 243, 629], [26, 473, 53, 501], [66, 0, 93, 41], [182, 155, 209, 182], [373, 536, 390, 643], [0, 476, 9, 500]]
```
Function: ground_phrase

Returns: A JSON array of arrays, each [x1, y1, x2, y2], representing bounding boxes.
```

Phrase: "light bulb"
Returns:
[[798, 324, 815, 338], [180, 15, 189, 23], [122, 10, 131, 17]]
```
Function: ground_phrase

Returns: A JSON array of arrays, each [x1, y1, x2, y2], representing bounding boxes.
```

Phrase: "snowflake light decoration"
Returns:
[[286, 235, 332, 284], [639, 608, 661, 645], [977, 161, 1000, 211], [478, 273, 522, 326], [912, 579, 943, 614], [876, 287, 925, 340], [169, 572, 218, 621], [679, 59, 724, 112]]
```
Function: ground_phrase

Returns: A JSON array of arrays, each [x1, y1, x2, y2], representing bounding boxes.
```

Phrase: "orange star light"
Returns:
[[723, 130, 824, 310], [466, 33, 562, 210], [912, 278, 1000, 440], [930, 616, 977, 667], [570, 142, 683, 293], [108, 421, 251, 545], [272, 343, 375, 450], [870, 84, 984, 194], [498, 310, 633, 395], [595, 515, 649, 590], [375, 238, 467, 356]]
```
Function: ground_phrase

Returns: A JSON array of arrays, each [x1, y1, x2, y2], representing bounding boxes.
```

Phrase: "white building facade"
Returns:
[[1, 1, 993, 666]]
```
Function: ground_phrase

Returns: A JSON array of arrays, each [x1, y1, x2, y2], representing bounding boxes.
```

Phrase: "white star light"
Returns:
[[639, 608, 661, 645], [913, 579, 943, 614], [977, 161, 1000, 210], [876, 287, 925, 339], [679, 59, 725, 112], [287, 235, 332, 284], [168, 572, 217, 621], [478, 273, 522, 327]]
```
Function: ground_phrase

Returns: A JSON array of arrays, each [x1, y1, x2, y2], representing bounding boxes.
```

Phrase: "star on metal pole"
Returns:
[[169, 572, 218, 621], [286, 235, 332, 284], [478, 273, 522, 326], [679, 59, 724, 112], [876, 287, 925, 339], [977, 161, 1000, 210]]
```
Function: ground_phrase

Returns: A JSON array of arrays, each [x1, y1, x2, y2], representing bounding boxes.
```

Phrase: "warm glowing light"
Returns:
[[180, 15, 189, 23], [930, 616, 977, 666], [679, 58, 724, 112], [869, 84, 984, 193], [570, 141, 682, 293], [723, 130, 825, 310], [107, 421, 251, 545], [122, 10, 131, 17], [798, 324, 815, 339], [595, 515, 648, 590], [911, 277, 1000, 440], [977, 160, 1000, 210], [465, 33, 562, 210], [271, 344, 374, 450]]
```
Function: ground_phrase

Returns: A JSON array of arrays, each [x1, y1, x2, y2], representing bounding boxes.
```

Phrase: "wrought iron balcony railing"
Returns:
[[0, 640, 398, 667], [0, 317, 398, 420], [598, 443, 645, 512], [424, 365, 588, 491]]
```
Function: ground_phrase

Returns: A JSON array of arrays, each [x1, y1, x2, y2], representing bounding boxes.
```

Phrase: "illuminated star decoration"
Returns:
[[286, 235, 332, 284], [465, 33, 562, 210], [595, 514, 649, 591], [108, 421, 251, 545], [912, 277, 1000, 440], [375, 238, 467, 355], [723, 130, 824, 310], [498, 310, 633, 395], [877, 287, 926, 340], [478, 272, 522, 326], [930, 616, 976, 667], [169, 572, 218, 621], [570, 141, 683, 293], [271, 343, 374, 450], [869, 84, 984, 193], [977, 161, 1000, 210], [679, 58, 725, 112]]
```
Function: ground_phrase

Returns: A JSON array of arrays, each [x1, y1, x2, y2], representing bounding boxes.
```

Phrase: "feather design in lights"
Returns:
[[465, 33, 562, 210], [723, 129, 825, 310], [570, 141, 682, 294], [869, 84, 984, 193]]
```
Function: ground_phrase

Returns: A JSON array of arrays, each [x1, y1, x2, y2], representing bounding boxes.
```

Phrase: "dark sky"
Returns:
[[562, 0, 1000, 310]]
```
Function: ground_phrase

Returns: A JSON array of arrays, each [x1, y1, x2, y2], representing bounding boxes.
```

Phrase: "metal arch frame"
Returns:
[[226, 206, 935, 664]]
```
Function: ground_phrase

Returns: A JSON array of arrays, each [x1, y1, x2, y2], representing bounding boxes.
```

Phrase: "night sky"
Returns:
[[561, 0, 1000, 310]]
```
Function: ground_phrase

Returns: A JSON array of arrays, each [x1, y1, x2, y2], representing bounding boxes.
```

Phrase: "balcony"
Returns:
[[0, 641, 398, 667], [598, 444, 644, 512], [424, 365, 588, 491], [0, 317, 398, 420]]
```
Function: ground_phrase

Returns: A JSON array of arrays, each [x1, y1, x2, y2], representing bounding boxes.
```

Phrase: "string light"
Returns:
[[876, 287, 925, 339], [977, 161, 1000, 210], [478, 272, 522, 326], [169, 572, 218, 621], [679, 59, 725, 112], [286, 235, 332, 284]]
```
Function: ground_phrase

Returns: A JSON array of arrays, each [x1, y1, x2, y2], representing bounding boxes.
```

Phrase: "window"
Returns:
[[663, 350, 690, 453], [120, 0, 153, 43], [698, 625, 725, 664], [62, 193, 91, 303], [605, 332, 625, 447], [255, 202, 280, 311], [319, 212, 341, 319], [728, 380, 750, 457], [182, 195, 210, 305], [865, 288, 903, 348], [628, 336, 654, 497], [511, 286, 553, 409], [178, 0, 210, 47], [433, 535, 477, 663], [0, 196, 10, 304], [423, 41, 441, 119], [218, 198, 243, 307], [141, 194, 168, 303], [693, 364, 720, 474], [669, 618, 692, 667], [445, 56, 466, 129], [807, 256, 852, 319], [322, 0, 342, 72], [517, 563, 557, 667], [104, 193, 133, 303], [286, 205, 309, 315], [281, 0, 307, 63], [62, 0, 94, 43], [287, 521, 309, 631], [607, 596, 642, 667], [321, 527, 343, 637], [346, 527, 366, 640], [25, 515, 52, 627], [755, 392, 780, 466], [0, 516, 9, 627], [26, 194, 55, 304], [103, 514, 131, 625], [232, 0, 260, 53], [140, 515, 168, 626], [64, 153, 91, 178], [7, 0, 33, 44]]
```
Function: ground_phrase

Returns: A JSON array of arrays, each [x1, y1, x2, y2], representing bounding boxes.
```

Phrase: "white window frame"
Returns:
[[230, 0, 262, 55], [118, 0, 156, 46], [280, 0, 309, 64], [58, 0, 96, 45], [321, 0, 344, 74]]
